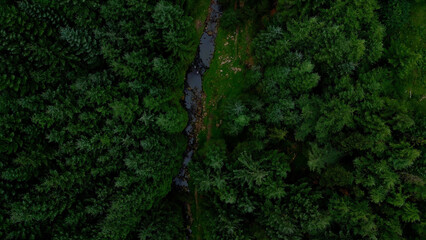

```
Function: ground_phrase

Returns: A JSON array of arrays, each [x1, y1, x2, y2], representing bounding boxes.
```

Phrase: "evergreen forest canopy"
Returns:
[[0, 0, 424, 239]]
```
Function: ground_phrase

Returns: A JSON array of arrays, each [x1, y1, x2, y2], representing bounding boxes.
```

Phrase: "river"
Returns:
[[172, 0, 221, 238]]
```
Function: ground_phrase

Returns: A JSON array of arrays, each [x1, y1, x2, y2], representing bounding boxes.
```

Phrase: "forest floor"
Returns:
[[198, 22, 255, 146], [191, 19, 258, 240]]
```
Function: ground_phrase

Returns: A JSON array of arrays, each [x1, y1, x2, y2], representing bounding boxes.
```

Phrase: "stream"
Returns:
[[172, 0, 221, 238]]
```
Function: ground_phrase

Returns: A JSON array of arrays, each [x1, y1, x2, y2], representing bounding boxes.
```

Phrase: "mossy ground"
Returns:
[[198, 20, 257, 148], [190, 12, 262, 240]]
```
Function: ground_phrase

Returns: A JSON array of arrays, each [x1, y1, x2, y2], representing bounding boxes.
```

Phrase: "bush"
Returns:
[[220, 9, 241, 31]]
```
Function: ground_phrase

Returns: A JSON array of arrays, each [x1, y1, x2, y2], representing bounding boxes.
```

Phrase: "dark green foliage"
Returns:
[[260, 184, 330, 240], [191, 0, 425, 239], [0, 0, 194, 239], [1, 0, 424, 239], [138, 199, 185, 240], [381, 0, 412, 35], [220, 9, 242, 31], [60, 27, 100, 64], [320, 165, 354, 187]]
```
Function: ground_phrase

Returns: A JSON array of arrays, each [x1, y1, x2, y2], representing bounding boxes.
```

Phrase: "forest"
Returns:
[[0, 0, 424, 239]]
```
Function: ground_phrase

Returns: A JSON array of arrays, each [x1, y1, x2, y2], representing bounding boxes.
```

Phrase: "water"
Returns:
[[172, 1, 221, 238], [173, 0, 221, 189]]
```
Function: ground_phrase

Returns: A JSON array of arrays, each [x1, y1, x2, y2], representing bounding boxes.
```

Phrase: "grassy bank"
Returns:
[[198, 19, 257, 148], [191, 8, 263, 239]]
